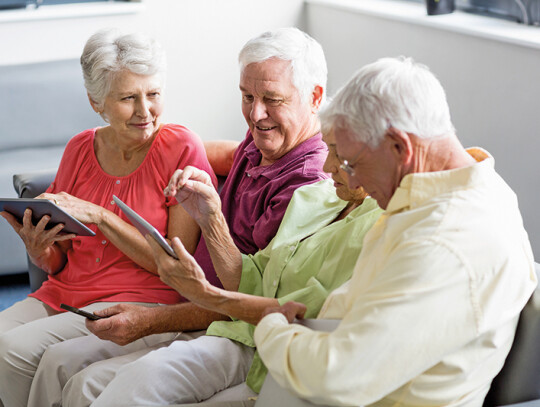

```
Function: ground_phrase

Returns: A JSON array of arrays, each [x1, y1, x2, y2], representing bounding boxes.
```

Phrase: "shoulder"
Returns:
[[291, 179, 336, 202], [158, 123, 203, 146], [64, 128, 96, 151], [154, 124, 207, 157], [281, 179, 342, 216]]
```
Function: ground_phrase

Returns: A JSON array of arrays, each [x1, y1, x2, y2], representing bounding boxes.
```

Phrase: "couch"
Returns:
[[0, 58, 103, 276], [10, 167, 540, 404]]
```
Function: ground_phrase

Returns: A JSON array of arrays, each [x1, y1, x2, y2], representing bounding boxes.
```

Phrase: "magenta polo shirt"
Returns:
[[195, 130, 329, 288]]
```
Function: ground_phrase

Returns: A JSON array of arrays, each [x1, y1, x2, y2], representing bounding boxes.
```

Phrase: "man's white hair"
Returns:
[[80, 29, 166, 112], [320, 56, 455, 147], [238, 27, 327, 104]]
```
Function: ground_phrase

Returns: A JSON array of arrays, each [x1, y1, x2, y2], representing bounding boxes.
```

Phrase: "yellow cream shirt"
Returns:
[[254, 149, 537, 407]]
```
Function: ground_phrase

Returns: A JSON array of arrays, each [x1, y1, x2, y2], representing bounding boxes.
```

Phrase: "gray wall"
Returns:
[[306, 0, 540, 259]]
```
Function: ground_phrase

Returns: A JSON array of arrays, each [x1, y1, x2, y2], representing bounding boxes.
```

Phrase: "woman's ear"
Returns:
[[311, 85, 324, 112], [386, 127, 413, 167], [87, 93, 101, 114]]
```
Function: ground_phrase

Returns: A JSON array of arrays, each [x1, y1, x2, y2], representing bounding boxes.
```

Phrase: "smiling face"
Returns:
[[240, 58, 321, 165], [334, 126, 402, 210], [322, 130, 368, 203], [96, 70, 164, 145]]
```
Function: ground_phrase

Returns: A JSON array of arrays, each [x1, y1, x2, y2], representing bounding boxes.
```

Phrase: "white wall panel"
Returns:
[[306, 0, 540, 258]]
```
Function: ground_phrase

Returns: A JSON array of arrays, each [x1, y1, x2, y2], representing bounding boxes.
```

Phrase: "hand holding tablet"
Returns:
[[113, 195, 178, 259], [0, 198, 96, 236]]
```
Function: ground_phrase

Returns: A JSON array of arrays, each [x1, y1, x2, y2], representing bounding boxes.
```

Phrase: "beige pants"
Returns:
[[83, 335, 254, 407], [30, 329, 255, 407], [0, 297, 163, 407], [30, 329, 198, 407]]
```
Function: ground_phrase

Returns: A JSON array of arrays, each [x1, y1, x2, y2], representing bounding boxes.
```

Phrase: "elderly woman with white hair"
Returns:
[[8, 26, 333, 407], [0, 29, 216, 407]]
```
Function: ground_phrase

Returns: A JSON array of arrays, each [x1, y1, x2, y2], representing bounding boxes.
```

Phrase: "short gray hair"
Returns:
[[320, 56, 455, 147], [238, 27, 327, 104], [80, 29, 166, 109]]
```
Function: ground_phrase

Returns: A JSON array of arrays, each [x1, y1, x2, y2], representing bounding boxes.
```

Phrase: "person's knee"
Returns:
[[0, 331, 30, 375], [63, 364, 108, 407], [116, 350, 164, 380], [38, 343, 69, 379], [62, 370, 87, 407]]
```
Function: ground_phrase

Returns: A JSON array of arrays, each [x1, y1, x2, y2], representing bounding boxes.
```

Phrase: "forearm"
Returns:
[[166, 276, 279, 325], [97, 210, 158, 274], [141, 302, 229, 334], [200, 211, 243, 291]]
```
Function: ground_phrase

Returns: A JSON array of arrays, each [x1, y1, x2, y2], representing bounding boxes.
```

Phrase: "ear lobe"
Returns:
[[311, 85, 324, 112], [87, 93, 101, 114], [386, 127, 413, 165]]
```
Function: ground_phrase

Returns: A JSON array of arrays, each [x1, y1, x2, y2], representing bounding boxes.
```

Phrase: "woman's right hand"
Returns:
[[0, 208, 75, 262], [164, 166, 221, 226]]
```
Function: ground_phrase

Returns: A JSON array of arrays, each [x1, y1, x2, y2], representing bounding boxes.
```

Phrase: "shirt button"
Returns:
[[96, 258, 100, 263], [289, 246, 295, 251], [273, 280, 278, 287], [246, 173, 251, 177], [111, 200, 115, 205], [116, 180, 121, 185], [101, 240, 106, 245]]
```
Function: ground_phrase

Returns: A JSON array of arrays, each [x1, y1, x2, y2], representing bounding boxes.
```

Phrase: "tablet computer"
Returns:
[[0, 198, 96, 236], [112, 195, 178, 259]]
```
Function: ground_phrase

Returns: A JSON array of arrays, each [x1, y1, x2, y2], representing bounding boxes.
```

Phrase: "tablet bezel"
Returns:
[[0, 198, 96, 236], [112, 195, 178, 259]]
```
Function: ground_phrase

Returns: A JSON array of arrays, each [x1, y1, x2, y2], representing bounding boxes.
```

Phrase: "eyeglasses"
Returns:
[[339, 151, 362, 177]]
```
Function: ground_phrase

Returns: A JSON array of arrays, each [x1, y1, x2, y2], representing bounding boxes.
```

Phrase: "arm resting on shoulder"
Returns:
[[204, 140, 240, 176]]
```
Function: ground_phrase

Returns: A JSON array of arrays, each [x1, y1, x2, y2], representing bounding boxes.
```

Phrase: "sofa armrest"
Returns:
[[13, 168, 57, 198], [12, 169, 56, 292]]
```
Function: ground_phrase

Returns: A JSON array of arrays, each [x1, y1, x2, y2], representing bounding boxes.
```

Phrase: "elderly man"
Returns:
[[252, 57, 537, 406], [27, 27, 329, 407]]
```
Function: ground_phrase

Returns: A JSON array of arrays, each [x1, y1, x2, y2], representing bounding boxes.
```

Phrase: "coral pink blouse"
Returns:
[[30, 124, 216, 311]]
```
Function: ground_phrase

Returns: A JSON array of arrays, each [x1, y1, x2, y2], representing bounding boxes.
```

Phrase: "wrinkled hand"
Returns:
[[146, 234, 211, 306], [0, 209, 75, 260], [85, 304, 153, 346], [38, 192, 103, 225], [164, 166, 220, 226], [260, 301, 307, 323]]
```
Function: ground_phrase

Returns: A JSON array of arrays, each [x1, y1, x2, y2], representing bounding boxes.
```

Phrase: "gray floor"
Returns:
[[0, 273, 30, 311]]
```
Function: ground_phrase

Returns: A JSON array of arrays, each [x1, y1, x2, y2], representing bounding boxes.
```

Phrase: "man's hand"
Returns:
[[164, 166, 221, 226], [260, 301, 307, 323], [146, 234, 212, 306], [85, 304, 153, 346]]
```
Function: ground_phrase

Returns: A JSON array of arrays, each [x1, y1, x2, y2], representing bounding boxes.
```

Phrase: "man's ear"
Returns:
[[310, 85, 324, 112], [87, 93, 101, 114], [386, 127, 413, 166]]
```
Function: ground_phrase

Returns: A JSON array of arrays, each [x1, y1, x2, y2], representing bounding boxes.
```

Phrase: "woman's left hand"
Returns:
[[38, 192, 104, 225]]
